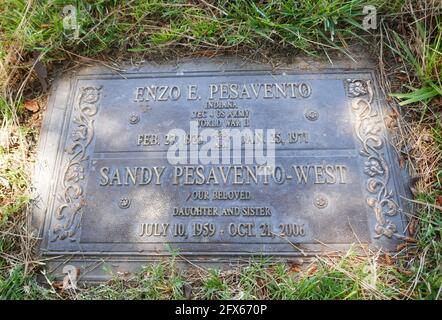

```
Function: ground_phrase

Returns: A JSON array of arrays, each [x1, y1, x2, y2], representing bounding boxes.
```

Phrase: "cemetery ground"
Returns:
[[0, 0, 441, 300]]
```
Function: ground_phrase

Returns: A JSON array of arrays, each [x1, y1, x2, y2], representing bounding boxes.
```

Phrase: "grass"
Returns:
[[1, 253, 414, 300], [389, 15, 441, 106], [0, 0, 405, 66], [0, 0, 441, 300]]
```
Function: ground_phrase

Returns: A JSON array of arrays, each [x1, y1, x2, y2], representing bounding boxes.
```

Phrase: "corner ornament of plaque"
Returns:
[[346, 79, 400, 239], [50, 86, 102, 242]]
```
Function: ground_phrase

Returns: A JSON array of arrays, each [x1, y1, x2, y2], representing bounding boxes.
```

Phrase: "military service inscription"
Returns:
[[34, 61, 409, 280]]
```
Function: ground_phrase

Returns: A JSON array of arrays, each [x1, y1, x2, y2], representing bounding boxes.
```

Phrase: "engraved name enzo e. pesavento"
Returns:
[[133, 82, 312, 102]]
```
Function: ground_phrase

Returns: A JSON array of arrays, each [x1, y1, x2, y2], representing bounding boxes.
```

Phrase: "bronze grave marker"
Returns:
[[33, 59, 410, 281]]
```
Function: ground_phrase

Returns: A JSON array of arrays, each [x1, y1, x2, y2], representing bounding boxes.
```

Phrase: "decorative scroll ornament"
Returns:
[[346, 79, 399, 239], [50, 86, 102, 242]]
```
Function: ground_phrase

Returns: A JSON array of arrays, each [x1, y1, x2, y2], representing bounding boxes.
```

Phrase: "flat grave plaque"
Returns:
[[33, 60, 410, 281]]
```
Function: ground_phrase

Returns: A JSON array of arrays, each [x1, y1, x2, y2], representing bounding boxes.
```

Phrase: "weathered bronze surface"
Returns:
[[33, 59, 410, 281]]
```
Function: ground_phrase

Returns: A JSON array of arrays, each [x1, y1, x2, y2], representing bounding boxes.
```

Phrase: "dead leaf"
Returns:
[[24, 100, 39, 112], [408, 219, 416, 235], [256, 278, 268, 297], [390, 108, 398, 119], [435, 195, 442, 207], [62, 266, 81, 290], [404, 236, 417, 243], [288, 264, 301, 274], [384, 253, 393, 265], [396, 242, 407, 251], [307, 264, 317, 276], [256, 278, 265, 288], [52, 280, 64, 290], [386, 117, 395, 129]]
